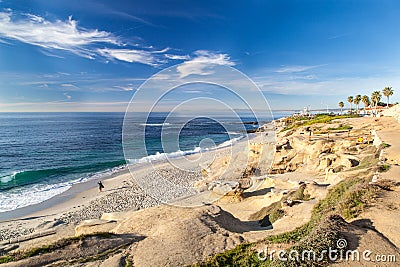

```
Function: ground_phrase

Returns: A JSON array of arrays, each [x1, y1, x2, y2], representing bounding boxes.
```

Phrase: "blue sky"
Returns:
[[0, 0, 399, 112]]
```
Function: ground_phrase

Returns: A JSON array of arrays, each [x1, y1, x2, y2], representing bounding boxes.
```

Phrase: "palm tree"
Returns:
[[347, 96, 354, 114], [338, 101, 344, 115], [371, 91, 382, 115], [354, 94, 361, 114], [361, 95, 370, 114], [382, 87, 394, 108]]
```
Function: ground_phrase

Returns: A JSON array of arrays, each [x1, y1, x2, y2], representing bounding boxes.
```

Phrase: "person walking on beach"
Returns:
[[98, 181, 104, 192]]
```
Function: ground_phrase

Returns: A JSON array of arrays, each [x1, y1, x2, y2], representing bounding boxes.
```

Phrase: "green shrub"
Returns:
[[248, 201, 282, 221], [378, 164, 390, 172], [0, 255, 14, 264], [193, 243, 264, 267], [290, 184, 311, 201], [327, 125, 353, 131], [282, 114, 358, 132], [382, 143, 391, 148], [125, 257, 133, 267], [24, 245, 52, 258]]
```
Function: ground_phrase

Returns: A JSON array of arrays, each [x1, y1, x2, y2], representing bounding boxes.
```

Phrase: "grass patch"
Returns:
[[248, 185, 311, 228], [382, 142, 391, 148], [314, 175, 378, 220], [248, 200, 285, 227], [248, 201, 283, 221], [7, 232, 116, 262], [291, 116, 312, 122], [23, 232, 115, 258], [270, 215, 346, 267], [378, 164, 390, 172], [193, 243, 265, 267], [282, 114, 358, 132], [125, 256, 134, 267], [339, 184, 378, 219], [74, 243, 130, 264], [288, 184, 311, 201], [265, 219, 317, 244], [65, 232, 115, 241], [354, 154, 379, 170], [314, 177, 360, 215], [327, 125, 353, 131], [0, 255, 14, 264], [24, 245, 52, 258]]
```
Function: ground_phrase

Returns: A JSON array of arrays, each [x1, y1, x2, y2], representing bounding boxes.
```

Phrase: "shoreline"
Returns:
[[0, 168, 132, 222], [0, 129, 266, 222]]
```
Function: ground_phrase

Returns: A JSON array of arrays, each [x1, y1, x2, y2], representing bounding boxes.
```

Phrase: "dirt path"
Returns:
[[357, 117, 400, 248]]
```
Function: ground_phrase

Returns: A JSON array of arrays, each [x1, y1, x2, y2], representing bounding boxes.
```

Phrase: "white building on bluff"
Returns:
[[301, 106, 310, 115]]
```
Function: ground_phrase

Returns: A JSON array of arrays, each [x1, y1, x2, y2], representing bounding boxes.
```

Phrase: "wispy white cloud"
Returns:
[[275, 65, 325, 73], [0, 10, 188, 66], [39, 50, 65, 59], [57, 72, 71, 76], [255, 74, 397, 96], [328, 33, 349, 40], [61, 83, 79, 90], [97, 48, 166, 66], [0, 10, 233, 70], [0, 38, 10, 44], [0, 11, 120, 59], [63, 92, 72, 100], [113, 85, 135, 91], [8, 71, 147, 92], [164, 54, 190, 60], [107, 10, 154, 26], [182, 90, 212, 94], [0, 101, 130, 112], [177, 50, 235, 78], [152, 47, 171, 53]]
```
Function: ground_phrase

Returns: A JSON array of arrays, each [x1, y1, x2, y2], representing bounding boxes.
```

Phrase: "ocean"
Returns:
[[0, 112, 287, 213]]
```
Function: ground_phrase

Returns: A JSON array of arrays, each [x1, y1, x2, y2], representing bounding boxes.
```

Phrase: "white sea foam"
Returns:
[[0, 165, 128, 213], [0, 171, 18, 183], [128, 135, 245, 164], [216, 136, 245, 148], [0, 182, 72, 212], [140, 123, 171, 126], [226, 131, 242, 135]]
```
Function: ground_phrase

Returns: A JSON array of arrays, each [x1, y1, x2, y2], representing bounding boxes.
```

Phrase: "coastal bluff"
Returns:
[[2, 109, 400, 266]]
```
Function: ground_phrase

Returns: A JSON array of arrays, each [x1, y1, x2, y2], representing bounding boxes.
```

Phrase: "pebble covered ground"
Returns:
[[0, 225, 35, 242], [0, 167, 204, 241]]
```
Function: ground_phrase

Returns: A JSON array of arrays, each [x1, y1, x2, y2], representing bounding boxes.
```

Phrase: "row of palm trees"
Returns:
[[338, 87, 394, 115]]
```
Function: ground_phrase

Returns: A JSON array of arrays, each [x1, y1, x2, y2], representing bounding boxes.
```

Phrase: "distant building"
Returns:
[[363, 104, 391, 116], [301, 106, 310, 116]]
